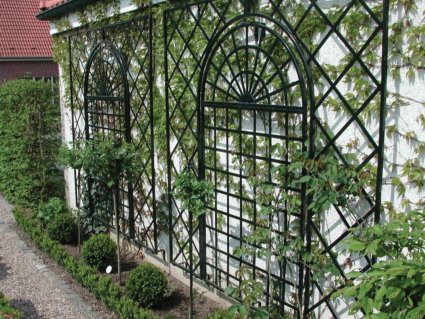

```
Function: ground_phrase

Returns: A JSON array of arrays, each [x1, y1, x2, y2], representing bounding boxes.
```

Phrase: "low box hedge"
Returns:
[[12, 206, 156, 319]]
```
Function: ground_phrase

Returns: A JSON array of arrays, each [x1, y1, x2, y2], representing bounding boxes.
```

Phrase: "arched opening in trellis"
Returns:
[[197, 13, 312, 315], [78, 17, 158, 253], [83, 40, 133, 239]]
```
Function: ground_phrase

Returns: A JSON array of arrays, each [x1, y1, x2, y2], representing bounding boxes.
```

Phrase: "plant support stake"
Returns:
[[113, 184, 122, 285], [77, 169, 81, 253]]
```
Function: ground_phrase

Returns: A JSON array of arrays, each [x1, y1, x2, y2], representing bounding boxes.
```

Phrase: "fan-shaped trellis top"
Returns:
[[199, 14, 310, 113]]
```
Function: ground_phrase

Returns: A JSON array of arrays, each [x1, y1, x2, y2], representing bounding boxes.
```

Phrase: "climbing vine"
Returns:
[[47, 0, 425, 317]]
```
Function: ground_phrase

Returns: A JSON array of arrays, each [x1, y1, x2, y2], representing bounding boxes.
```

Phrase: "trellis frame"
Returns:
[[64, 0, 390, 317], [68, 14, 158, 253]]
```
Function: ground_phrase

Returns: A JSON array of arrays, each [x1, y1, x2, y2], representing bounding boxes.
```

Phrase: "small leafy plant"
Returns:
[[36, 197, 70, 227], [81, 233, 117, 271], [0, 291, 22, 319], [125, 263, 168, 308], [60, 137, 141, 188], [47, 213, 77, 244], [61, 136, 142, 283], [173, 167, 214, 218], [204, 309, 239, 319], [333, 210, 425, 319]]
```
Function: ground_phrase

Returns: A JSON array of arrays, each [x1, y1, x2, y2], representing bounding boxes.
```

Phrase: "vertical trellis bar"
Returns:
[[164, 10, 173, 264], [376, 0, 389, 226]]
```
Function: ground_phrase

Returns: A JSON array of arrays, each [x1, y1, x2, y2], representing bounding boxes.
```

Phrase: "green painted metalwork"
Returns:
[[164, 1, 389, 317], [69, 15, 158, 253], [65, 1, 390, 317]]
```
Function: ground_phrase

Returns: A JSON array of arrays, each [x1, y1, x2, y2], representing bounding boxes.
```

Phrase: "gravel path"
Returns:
[[0, 196, 103, 319]]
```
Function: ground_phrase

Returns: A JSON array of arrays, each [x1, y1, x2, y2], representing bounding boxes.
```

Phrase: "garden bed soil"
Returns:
[[12, 217, 225, 319]]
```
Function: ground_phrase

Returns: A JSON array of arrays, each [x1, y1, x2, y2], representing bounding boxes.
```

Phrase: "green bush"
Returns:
[[334, 210, 425, 318], [82, 233, 117, 271], [47, 213, 77, 244], [0, 291, 22, 318], [36, 197, 70, 227], [0, 79, 62, 207], [125, 263, 168, 308], [13, 206, 156, 319], [205, 309, 239, 319]]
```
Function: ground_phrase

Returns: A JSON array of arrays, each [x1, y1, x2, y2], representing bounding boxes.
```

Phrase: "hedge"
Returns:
[[12, 207, 156, 319], [0, 79, 62, 207]]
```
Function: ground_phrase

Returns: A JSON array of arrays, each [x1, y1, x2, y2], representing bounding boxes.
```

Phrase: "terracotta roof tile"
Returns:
[[40, 0, 68, 10], [0, 0, 53, 58]]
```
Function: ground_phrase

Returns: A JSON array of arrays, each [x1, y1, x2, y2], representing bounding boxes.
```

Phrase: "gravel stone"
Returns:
[[0, 195, 104, 319]]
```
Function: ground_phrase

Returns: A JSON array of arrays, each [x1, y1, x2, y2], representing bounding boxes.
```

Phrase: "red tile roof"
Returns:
[[39, 0, 68, 10], [0, 0, 53, 58]]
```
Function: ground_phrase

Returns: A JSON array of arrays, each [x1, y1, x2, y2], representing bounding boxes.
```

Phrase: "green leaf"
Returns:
[[297, 175, 311, 183], [346, 271, 362, 279], [331, 289, 343, 298], [362, 297, 374, 314], [224, 286, 236, 297], [375, 286, 386, 301], [348, 241, 366, 252]]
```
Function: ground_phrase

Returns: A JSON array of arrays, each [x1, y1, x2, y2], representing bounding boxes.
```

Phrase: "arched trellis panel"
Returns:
[[197, 13, 313, 316], [68, 15, 158, 253], [83, 40, 133, 240]]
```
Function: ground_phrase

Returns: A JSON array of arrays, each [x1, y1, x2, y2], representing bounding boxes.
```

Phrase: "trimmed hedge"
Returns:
[[0, 79, 62, 207], [47, 213, 77, 244], [13, 206, 156, 319], [0, 292, 22, 319]]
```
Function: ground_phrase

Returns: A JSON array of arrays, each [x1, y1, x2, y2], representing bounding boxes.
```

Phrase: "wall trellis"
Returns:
[[165, 0, 388, 318], [65, 0, 389, 317], [68, 14, 158, 253], [197, 12, 311, 314]]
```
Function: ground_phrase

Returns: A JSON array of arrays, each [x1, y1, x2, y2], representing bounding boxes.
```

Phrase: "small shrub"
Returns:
[[36, 197, 70, 227], [47, 213, 77, 244], [82, 233, 117, 271], [125, 263, 168, 308], [0, 291, 22, 318], [205, 309, 239, 319]]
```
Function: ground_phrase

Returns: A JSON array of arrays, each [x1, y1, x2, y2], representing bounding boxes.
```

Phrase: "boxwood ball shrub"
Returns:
[[47, 213, 77, 244], [125, 263, 168, 308], [81, 233, 117, 271]]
